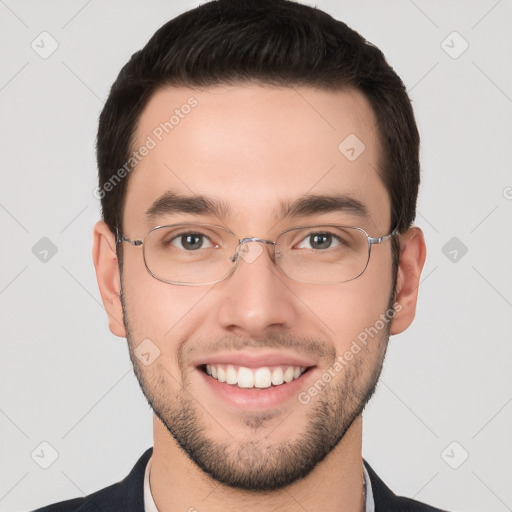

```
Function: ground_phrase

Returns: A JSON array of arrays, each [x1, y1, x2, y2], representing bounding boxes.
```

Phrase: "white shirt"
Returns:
[[144, 456, 375, 511]]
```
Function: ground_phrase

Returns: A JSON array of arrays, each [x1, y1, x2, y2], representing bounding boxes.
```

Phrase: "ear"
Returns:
[[390, 226, 427, 335], [92, 220, 127, 338]]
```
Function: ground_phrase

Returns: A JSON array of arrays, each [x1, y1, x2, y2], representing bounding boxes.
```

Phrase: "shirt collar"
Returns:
[[144, 456, 158, 512]]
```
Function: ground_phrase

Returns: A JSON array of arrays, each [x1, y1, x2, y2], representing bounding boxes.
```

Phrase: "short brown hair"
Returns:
[[97, 0, 420, 274]]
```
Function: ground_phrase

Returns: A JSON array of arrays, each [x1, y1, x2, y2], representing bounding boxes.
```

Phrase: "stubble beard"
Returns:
[[120, 280, 395, 491]]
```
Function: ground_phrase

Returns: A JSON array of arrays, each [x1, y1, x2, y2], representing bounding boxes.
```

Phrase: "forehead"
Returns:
[[124, 84, 390, 233]]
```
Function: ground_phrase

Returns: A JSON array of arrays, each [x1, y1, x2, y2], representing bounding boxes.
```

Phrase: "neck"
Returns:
[[150, 415, 365, 512]]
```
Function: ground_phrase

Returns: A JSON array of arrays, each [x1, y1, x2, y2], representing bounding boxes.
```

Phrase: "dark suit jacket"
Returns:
[[31, 447, 448, 511]]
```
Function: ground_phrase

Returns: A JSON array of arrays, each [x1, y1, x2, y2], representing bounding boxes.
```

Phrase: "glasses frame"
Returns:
[[116, 223, 398, 286]]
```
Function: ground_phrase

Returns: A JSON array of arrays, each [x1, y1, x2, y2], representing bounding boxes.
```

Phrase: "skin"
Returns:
[[92, 84, 426, 512]]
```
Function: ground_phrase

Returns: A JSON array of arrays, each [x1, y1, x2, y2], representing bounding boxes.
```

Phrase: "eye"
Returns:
[[169, 232, 214, 251], [295, 232, 342, 250]]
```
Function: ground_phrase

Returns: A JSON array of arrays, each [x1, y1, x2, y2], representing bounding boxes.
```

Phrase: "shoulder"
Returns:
[[364, 460, 450, 512], [30, 448, 153, 512], [30, 496, 92, 512]]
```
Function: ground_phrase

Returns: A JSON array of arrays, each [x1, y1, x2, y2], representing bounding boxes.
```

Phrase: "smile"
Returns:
[[204, 364, 308, 389]]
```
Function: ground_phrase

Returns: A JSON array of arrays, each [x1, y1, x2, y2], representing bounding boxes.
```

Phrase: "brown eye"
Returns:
[[296, 232, 341, 250], [170, 233, 213, 250]]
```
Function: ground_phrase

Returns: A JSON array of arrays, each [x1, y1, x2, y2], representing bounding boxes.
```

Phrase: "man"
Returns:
[[33, 0, 445, 510]]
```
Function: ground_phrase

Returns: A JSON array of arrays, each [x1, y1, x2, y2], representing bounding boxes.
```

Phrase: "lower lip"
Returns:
[[197, 367, 315, 409]]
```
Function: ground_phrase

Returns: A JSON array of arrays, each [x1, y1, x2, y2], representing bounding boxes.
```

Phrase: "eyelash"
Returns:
[[165, 230, 347, 251]]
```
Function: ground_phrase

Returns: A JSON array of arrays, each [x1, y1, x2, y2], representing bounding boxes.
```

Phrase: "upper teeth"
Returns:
[[205, 364, 306, 389]]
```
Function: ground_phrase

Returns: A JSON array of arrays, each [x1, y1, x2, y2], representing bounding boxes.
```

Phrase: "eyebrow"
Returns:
[[144, 191, 369, 225], [279, 194, 369, 220], [145, 191, 230, 225]]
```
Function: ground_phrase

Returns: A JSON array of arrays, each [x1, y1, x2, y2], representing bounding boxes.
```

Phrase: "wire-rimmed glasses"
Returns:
[[117, 223, 397, 286]]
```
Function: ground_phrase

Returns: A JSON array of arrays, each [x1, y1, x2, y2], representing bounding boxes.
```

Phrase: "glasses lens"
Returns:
[[141, 223, 370, 285], [143, 224, 237, 285], [276, 226, 370, 284]]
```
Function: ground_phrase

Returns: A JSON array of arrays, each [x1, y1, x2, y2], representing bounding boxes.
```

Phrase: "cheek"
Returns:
[[121, 262, 216, 359], [299, 250, 394, 350]]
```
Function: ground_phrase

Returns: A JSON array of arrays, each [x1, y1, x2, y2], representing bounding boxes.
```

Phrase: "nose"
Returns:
[[216, 240, 299, 338]]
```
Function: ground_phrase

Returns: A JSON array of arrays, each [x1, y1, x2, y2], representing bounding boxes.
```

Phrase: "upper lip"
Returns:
[[193, 351, 317, 369]]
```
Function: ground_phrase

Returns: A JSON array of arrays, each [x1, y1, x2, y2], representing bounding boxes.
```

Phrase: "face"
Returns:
[[116, 85, 397, 490]]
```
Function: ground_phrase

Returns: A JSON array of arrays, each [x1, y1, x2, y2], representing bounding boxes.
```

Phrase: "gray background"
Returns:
[[1, 1, 511, 511]]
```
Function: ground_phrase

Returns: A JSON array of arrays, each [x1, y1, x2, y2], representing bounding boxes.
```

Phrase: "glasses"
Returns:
[[117, 223, 397, 286]]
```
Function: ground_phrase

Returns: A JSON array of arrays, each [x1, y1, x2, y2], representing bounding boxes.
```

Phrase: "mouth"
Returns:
[[193, 351, 318, 409], [200, 363, 311, 389]]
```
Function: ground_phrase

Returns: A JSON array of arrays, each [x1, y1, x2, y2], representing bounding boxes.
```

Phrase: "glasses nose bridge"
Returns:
[[239, 236, 276, 247], [230, 236, 276, 263]]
